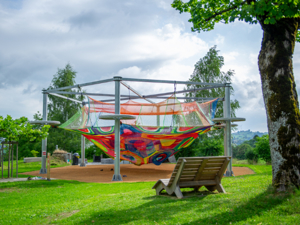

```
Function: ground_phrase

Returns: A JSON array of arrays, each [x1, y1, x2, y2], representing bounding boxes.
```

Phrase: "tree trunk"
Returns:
[[258, 18, 300, 191]]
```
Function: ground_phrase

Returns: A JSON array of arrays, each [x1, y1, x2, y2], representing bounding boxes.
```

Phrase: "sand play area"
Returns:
[[23, 163, 254, 183]]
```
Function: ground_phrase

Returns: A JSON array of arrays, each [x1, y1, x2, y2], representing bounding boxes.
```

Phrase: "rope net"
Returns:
[[60, 95, 219, 165]]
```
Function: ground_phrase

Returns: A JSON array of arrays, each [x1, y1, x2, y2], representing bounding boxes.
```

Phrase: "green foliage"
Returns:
[[195, 137, 224, 156], [185, 46, 240, 140], [172, 0, 300, 32], [243, 134, 260, 147], [44, 64, 84, 153], [254, 134, 271, 163], [246, 147, 259, 164], [85, 145, 109, 159], [233, 143, 252, 160], [174, 138, 198, 159], [30, 150, 39, 157], [232, 130, 267, 145], [0, 115, 49, 142]]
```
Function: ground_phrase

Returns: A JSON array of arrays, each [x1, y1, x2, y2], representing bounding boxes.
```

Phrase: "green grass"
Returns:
[[1, 163, 300, 224], [0, 159, 69, 178]]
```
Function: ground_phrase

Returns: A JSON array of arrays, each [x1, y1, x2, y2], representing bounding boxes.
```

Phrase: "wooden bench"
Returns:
[[152, 156, 231, 198]]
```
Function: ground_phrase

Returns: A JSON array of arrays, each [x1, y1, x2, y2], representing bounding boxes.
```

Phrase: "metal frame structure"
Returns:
[[38, 76, 244, 181]]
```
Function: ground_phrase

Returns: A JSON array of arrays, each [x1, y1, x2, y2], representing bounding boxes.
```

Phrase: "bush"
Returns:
[[30, 150, 39, 157], [233, 143, 252, 160], [85, 144, 109, 159], [254, 134, 271, 163], [245, 148, 258, 164], [174, 138, 198, 159], [195, 138, 224, 156]]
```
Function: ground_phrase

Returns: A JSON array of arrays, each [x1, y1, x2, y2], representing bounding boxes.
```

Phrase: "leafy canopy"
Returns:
[[0, 115, 49, 142], [172, 0, 300, 32], [45, 64, 84, 152]]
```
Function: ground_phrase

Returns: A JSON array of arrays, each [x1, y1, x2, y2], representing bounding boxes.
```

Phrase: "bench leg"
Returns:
[[174, 185, 184, 199], [216, 183, 226, 193], [155, 183, 164, 195]]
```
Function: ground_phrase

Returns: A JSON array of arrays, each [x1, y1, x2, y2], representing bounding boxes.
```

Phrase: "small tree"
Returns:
[[0, 115, 49, 163], [254, 134, 271, 163], [0, 115, 49, 143]]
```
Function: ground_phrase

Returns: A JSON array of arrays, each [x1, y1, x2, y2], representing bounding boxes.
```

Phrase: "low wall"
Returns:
[[23, 157, 42, 163]]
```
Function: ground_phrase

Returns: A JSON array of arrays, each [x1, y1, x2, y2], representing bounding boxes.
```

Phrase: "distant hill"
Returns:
[[232, 130, 268, 145]]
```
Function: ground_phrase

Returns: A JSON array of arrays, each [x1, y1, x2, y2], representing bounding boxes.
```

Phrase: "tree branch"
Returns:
[[205, 1, 247, 22]]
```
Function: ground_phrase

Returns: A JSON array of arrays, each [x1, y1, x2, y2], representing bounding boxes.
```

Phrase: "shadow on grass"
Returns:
[[77, 186, 288, 225]]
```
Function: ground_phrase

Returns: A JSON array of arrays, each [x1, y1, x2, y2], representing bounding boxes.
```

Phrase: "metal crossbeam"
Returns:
[[93, 85, 225, 102], [121, 77, 225, 86], [46, 91, 135, 98], [47, 78, 114, 92], [47, 76, 226, 92], [120, 81, 155, 104], [48, 92, 82, 104]]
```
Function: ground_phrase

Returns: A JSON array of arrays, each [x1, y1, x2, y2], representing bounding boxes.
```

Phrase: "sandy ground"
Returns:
[[22, 163, 254, 183]]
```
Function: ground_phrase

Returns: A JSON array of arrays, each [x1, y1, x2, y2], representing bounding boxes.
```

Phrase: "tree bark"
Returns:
[[258, 18, 300, 191]]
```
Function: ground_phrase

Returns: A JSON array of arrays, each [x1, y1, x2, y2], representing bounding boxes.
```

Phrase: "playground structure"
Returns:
[[33, 76, 245, 181]]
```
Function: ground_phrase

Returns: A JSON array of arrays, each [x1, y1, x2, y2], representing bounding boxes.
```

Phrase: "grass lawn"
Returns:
[[0, 159, 70, 178], [0, 163, 299, 224]]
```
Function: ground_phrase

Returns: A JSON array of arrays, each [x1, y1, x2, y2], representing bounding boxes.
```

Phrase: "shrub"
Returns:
[[233, 143, 252, 160], [245, 148, 258, 164], [254, 134, 271, 163], [195, 138, 224, 156], [30, 150, 39, 157]]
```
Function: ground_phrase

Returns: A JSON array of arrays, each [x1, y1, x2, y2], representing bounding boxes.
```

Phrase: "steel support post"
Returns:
[[224, 84, 233, 176], [223, 101, 227, 157], [112, 76, 122, 181], [40, 90, 48, 174], [80, 135, 86, 167]]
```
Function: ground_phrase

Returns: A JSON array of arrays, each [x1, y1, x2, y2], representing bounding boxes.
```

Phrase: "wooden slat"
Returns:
[[205, 163, 223, 167], [179, 180, 217, 187], [194, 158, 209, 180], [202, 166, 222, 170], [181, 164, 202, 169], [202, 171, 219, 175], [171, 172, 197, 177], [217, 157, 231, 178]]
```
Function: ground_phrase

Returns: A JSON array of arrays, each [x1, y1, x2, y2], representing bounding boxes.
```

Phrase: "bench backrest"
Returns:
[[168, 156, 230, 186]]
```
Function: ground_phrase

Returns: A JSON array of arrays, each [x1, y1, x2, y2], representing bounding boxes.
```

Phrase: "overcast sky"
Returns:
[[1, 0, 300, 133]]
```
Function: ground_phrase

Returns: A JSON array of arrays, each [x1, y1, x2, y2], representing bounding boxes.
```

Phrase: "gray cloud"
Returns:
[[2, 0, 300, 133]]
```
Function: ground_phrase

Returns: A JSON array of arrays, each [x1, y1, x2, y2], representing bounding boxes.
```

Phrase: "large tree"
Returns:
[[43, 64, 84, 152], [180, 46, 239, 157], [186, 45, 240, 137], [172, 0, 300, 191]]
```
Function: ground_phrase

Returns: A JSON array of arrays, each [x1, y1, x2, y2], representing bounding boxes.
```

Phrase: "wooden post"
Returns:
[[11, 144, 13, 178], [8, 144, 10, 178], [47, 153, 51, 181]]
